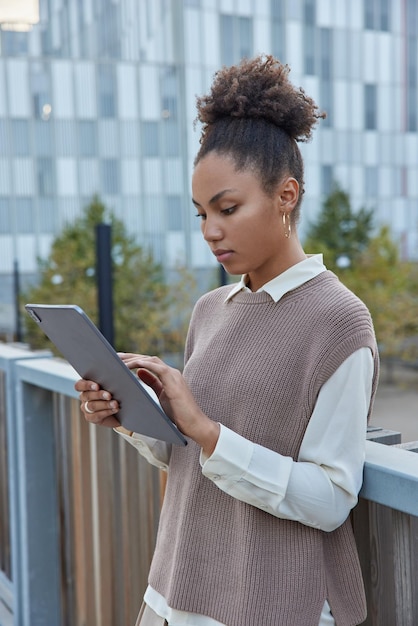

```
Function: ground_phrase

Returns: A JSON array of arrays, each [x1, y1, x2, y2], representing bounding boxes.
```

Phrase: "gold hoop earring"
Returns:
[[282, 212, 291, 238]]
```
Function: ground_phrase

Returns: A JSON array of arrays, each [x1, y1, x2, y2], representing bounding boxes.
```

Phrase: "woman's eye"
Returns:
[[195, 213, 206, 220], [221, 206, 237, 216]]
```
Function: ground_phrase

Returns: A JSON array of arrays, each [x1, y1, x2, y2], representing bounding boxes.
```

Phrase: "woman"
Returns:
[[76, 56, 379, 626]]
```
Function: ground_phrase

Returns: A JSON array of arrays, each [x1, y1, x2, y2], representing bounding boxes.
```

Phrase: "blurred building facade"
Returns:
[[0, 0, 417, 334]]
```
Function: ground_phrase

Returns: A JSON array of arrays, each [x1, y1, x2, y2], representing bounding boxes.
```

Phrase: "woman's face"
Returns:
[[192, 152, 300, 291]]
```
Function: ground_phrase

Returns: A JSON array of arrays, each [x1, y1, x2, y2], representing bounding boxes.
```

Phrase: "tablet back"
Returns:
[[25, 303, 187, 446]]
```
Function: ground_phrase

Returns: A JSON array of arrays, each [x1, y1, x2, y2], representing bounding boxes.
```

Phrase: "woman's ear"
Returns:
[[276, 177, 299, 212]]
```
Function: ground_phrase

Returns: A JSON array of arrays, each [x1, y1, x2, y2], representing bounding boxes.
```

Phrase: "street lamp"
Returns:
[[0, 0, 39, 32]]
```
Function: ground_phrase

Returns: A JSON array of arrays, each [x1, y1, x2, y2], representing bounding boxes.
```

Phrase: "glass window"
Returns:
[[0, 121, 10, 156], [98, 65, 117, 118], [364, 0, 374, 29], [55, 121, 77, 156], [380, 0, 390, 31], [407, 87, 417, 131], [34, 120, 53, 156], [30, 63, 52, 120], [304, 25, 316, 75], [161, 67, 178, 120], [162, 121, 180, 157], [365, 0, 391, 32], [303, 0, 317, 84], [321, 165, 333, 195], [220, 15, 253, 66], [121, 121, 139, 157], [12, 120, 30, 157], [320, 82, 333, 127], [271, 0, 285, 60], [365, 166, 378, 197], [16, 198, 34, 234], [365, 84, 377, 130], [141, 122, 160, 157], [37, 158, 56, 196], [304, 0, 316, 24], [0, 199, 11, 234], [271, 20, 285, 62], [98, 120, 119, 157], [392, 166, 408, 197], [407, 0, 417, 35], [239, 17, 253, 60], [320, 28, 332, 79], [1, 31, 28, 56], [78, 121, 97, 157], [162, 95, 178, 119], [271, 0, 285, 19], [38, 198, 57, 233], [408, 44, 417, 87], [97, 4, 120, 59], [220, 15, 234, 67], [100, 159, 120, 194], [406, 35, 417, 131], [41, 25, 53, 57], [166, 195, 183, 231]]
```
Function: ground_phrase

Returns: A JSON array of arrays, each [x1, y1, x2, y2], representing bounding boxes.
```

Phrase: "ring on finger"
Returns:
[[84, 400, 94, 414]]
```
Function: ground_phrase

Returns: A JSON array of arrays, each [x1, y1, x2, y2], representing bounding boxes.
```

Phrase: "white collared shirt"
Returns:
[[119, 255, 374, 626], [226, 253, 327, 302]]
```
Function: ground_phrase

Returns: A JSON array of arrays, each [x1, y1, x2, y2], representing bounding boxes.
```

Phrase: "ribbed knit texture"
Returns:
[[148, 272, 379, 626]]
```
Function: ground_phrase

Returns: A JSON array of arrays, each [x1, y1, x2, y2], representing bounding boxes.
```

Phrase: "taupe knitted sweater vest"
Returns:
[[149, 272, 379, 626]]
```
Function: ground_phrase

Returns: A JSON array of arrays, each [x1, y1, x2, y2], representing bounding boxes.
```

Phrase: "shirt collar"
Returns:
[[225, 254, 326, 303]]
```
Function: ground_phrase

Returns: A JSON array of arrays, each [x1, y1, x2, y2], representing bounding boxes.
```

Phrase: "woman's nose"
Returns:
[[202, 217, 223, 242]]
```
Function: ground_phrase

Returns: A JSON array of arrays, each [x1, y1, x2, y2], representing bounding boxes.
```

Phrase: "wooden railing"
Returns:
[[0, 343, 417, 626], [354, 440, 418, 626], [0, 345, 162, 626]]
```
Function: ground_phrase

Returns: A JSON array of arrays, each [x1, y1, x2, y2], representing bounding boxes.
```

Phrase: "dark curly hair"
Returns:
[[194, 55, 326, 220]]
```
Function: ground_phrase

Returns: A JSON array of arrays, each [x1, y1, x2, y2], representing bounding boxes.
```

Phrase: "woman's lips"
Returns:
[[213, 249, 234, 263]]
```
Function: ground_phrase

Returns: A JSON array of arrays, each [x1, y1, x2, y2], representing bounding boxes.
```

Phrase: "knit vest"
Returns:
[[148, 272, 379, 626]]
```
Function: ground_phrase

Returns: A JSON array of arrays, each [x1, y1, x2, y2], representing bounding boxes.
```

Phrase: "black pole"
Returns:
[[13, 259, 23, 342], [95, 223, 114, 346]]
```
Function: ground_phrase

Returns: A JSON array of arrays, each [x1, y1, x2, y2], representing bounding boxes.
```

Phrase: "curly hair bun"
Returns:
[[196, 55, 326, 143]]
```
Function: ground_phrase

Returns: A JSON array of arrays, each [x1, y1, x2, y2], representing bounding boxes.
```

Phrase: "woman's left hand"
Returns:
[[119, 353, 220, 455]]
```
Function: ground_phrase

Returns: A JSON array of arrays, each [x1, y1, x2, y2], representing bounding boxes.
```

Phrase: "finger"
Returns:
[[81, 398, 119, 415], [137, 367, 163, 395], [78, 389, 114, 405], [118, 353, 155, 371], [84, 411, 121, 429], [124, 355, 166, 375], [74, 379, 100, 393]]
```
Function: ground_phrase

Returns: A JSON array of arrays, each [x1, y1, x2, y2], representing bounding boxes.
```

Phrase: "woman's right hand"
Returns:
[[74, 378, 120, 428]]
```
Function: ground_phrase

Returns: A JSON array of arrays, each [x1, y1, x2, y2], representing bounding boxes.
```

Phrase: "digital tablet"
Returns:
[[25, 303, 187, 446]]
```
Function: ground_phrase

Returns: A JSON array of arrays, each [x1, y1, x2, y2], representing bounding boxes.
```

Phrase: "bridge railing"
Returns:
[[0, 343, 417, 626]]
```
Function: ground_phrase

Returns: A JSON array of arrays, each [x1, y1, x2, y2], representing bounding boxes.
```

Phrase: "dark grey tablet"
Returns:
[[25, 303, 187, 446]]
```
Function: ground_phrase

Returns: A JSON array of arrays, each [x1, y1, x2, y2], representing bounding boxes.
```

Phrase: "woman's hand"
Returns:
[[119, 353, 220, 456], [74, 379, 120, 428]]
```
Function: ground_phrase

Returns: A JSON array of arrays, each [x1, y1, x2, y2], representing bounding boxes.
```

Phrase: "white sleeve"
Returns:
[[201, 347, 374, 532], [115, 430, 171, 471]]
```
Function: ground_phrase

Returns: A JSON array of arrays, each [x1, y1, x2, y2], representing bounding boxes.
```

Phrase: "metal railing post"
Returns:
[[14, 377, 62, 625], [0, 346, 52, 625]]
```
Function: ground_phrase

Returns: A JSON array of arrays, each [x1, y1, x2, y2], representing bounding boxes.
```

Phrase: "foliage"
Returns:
[[304, 183, 373, 272], [303, 185, 418, 365], [23, 195, 172, 354], [161, 262, 198, 362], [340, 226, 418, 363]]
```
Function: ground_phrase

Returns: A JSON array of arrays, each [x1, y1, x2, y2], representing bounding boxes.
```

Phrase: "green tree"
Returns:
[[161, 262, 198, 364], [341, 225, 418, 370], [23, 195, 170, 354], [303, 185, 418, 375], [304, 183, 373, 272]]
